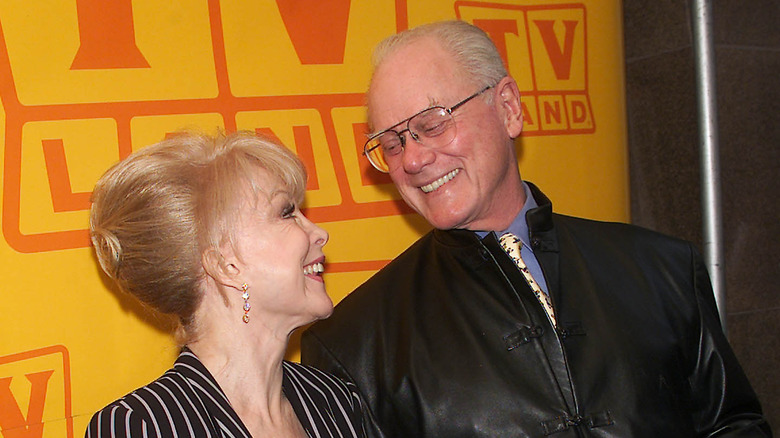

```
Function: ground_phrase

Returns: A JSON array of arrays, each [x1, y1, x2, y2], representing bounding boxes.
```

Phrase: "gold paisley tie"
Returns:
[[499, 232, 557, 327]]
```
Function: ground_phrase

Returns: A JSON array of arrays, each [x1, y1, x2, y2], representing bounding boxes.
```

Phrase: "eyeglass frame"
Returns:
[[362, 84, 493, 173]]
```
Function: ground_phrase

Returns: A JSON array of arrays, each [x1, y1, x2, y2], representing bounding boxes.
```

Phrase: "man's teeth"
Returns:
[[421, 169, 459, 193], [303, 263, 324, 275]]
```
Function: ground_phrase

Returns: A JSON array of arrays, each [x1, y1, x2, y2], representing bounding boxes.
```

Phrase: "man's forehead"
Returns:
[[367, 85, 475, 134], [367, 48, 469, 130]]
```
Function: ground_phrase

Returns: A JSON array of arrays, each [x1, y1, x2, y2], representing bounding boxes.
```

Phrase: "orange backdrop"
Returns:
[[0, 1, 628, 436]]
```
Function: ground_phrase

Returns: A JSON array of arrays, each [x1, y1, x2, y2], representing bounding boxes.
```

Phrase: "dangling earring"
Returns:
[[241, 283, 251, 323]]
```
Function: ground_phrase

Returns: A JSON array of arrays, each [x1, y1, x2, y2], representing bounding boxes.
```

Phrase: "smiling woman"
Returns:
[[221, 166, 333, 333], [86, 131, 365, 438]]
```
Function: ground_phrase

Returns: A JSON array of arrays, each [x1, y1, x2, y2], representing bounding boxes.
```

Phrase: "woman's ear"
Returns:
[[202, 246, 242, 291], [495, 76, 524, 139]]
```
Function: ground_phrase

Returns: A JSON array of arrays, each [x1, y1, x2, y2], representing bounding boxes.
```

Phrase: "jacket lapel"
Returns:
[[174, 348, 252, 438]]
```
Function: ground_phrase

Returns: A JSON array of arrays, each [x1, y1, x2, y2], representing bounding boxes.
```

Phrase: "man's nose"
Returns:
[[401, 133, 435, 173]]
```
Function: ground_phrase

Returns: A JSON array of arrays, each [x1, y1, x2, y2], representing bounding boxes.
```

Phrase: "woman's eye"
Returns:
[[282, 204, 297, 219]]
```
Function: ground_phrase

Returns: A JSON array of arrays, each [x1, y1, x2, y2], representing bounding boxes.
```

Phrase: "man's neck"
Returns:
[[472, 180, 531, 236]]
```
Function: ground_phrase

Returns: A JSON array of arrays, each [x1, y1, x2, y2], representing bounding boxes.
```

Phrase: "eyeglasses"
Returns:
[[363, 85, 493, 173]]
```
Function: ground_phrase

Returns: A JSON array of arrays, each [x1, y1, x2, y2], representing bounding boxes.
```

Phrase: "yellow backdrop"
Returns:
[[0, 1, 628, 436]]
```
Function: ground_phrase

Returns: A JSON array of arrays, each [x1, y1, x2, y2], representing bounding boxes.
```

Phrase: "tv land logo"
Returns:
[[0, 346, 73, 438], [0, 0, 593, 254]]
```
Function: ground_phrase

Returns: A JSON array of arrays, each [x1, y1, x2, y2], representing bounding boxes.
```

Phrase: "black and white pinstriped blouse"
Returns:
[[85, 348, 365, 437]]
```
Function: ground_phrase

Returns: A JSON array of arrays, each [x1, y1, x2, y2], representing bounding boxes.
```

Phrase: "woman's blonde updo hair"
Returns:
[[89, 131, 306, 339]]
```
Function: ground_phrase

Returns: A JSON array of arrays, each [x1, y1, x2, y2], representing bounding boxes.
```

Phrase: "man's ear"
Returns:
[[495, 76, 524, 139], [202, 246, 242, 291]]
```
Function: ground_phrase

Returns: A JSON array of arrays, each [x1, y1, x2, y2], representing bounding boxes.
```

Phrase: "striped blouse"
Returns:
[[85, 348, 365, 437]]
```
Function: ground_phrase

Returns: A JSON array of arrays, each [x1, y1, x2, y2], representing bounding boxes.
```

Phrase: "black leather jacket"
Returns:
[[302, 184, 770, 437]]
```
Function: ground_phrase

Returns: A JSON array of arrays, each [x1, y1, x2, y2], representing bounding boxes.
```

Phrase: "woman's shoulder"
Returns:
[[282, 360, 367, 411], [282, 360, 357, 395], [282, 361, 366, 437], [85, 386, 152, 437], [85, 367, 204, 437]]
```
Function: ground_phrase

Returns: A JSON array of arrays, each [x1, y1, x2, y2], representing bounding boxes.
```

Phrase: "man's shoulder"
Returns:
[[527, 182, 692, 250], [342, 230, 438, 291], [306, 230, 454, 340], [331, 228, 479, 305], [552, 213, 697, 259], [554, 213, 684, 240]]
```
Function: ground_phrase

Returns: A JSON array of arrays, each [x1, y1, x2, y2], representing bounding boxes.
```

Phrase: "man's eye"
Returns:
[[416, 115, 451, 138], [382, 141, 402, 155], [420, 121, 447, 136], [379, 133, 403, 156]]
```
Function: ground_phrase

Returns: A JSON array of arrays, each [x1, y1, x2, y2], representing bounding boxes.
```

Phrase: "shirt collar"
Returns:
[[475, 181, 537, 248]]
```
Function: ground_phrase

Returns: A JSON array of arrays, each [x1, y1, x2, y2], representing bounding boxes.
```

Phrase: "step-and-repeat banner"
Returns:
[[0, 1, 627, 436]]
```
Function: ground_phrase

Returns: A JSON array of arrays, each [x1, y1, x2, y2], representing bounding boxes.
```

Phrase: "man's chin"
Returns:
[[423, 211, 470, 231], [403, 194, 471, 229]]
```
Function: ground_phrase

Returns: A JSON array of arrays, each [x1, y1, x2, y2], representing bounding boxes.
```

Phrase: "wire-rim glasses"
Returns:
[[363, 85, 493, 173]]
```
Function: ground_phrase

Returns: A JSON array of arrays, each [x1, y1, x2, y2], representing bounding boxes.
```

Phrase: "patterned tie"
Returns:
[[499, 232, 557, 326]]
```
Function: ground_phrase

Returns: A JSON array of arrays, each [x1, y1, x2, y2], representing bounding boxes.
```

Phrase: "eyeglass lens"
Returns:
[[366, 107, 456, 172]]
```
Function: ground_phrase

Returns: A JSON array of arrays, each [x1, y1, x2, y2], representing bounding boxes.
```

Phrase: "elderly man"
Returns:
[[302, 20, 770, 437]]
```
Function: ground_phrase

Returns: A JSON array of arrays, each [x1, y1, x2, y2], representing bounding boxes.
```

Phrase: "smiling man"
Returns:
[[302, 20, 770, 437], [365, 34, 524, 232]]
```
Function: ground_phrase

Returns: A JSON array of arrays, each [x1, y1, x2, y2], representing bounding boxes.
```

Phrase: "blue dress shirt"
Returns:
[[476, 181, 550, 295]]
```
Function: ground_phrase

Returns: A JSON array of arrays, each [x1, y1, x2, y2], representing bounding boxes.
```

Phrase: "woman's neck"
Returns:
[[190, 323, 287, 403], [190, 331, 308, 436]]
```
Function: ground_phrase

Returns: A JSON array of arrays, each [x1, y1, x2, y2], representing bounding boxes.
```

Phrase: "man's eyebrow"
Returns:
[[367, 96, 440, 138], [367, 117, 409, 138]]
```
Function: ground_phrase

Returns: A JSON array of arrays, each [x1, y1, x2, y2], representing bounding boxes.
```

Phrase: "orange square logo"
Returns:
[[0, 346, 73, 438]]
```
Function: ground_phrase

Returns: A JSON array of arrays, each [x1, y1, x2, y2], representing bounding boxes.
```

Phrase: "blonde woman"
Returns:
[[86, 131, 365, 437]]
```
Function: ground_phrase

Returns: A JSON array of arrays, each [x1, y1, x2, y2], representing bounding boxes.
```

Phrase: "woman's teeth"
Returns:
[[303, 263, 324, 275], [421, 169, 460, 193]]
